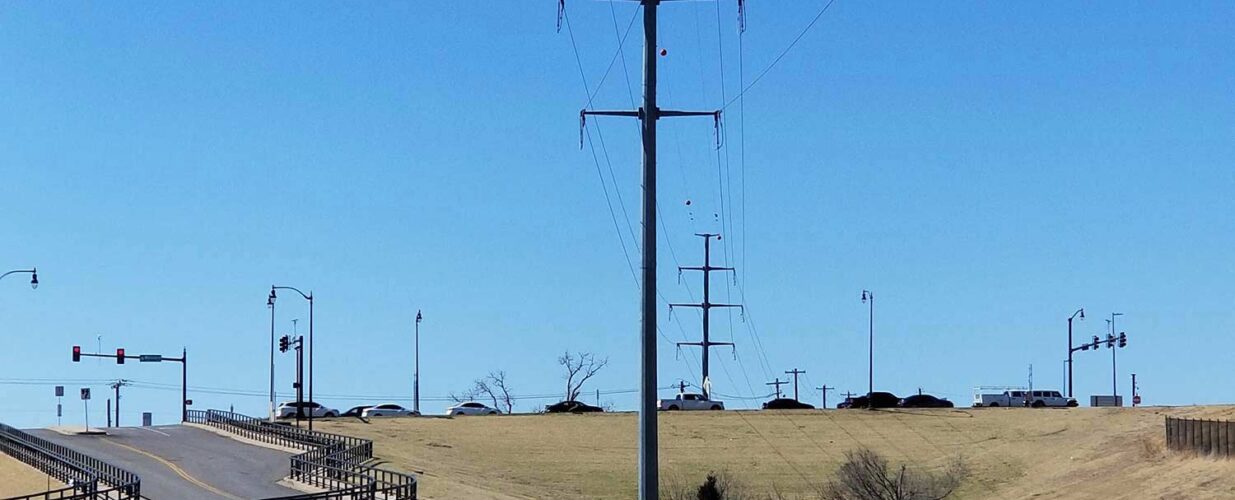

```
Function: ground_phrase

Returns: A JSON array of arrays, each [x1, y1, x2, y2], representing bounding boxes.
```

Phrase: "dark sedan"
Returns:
[[545, 400, 604, 414], [898, 394, 954, 408], [838, 392, 900, 409], [761, 398, 816, 410]]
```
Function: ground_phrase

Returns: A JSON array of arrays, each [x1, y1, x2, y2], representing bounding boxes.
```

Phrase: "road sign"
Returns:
[[139, 354, 163, 363], [57, 404, 62, 417], [185, 399, 193, 406], [80, 388, 91, 400], [1133, 395, 1142, 405], [55, 386, 64, 397]]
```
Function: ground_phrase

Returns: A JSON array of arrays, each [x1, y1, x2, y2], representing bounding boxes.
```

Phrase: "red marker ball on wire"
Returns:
[[660, 48, 667, 57]]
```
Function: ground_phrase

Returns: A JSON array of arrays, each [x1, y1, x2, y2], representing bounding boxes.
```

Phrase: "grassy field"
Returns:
[[0, 453, 62, 498], [318, 405, 1235, 499]]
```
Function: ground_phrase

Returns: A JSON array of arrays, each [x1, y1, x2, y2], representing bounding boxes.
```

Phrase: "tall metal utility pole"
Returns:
[[766, 378, 787, 399], [671, 234, 741, 400], [784, 369, 806, 401], [816, 385, 835, 409], [570, 2, 726, 498], [414, 310, 422, 415]]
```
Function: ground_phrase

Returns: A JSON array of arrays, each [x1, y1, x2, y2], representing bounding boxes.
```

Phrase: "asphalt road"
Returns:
[[29, 425, 301, 500]]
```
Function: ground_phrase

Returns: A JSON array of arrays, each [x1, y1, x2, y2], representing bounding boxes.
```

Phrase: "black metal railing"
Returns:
[[0, 423, 141, 500], [1166, 416, 1235, 458], [187, 409, 416, 499]]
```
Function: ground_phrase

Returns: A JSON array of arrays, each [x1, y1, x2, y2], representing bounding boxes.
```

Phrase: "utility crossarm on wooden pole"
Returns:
[[669, 233, 741, 401], [109, 380, 130, 427], [816, 385, 835, 409], [784, 369, 806, 401], [766, 378, 788, 399]]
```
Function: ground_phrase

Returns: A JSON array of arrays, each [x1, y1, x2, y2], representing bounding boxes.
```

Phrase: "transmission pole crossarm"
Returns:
[[660, 110, 720, 118], [679, 266, 734, 272], [581, 109, 640, 117], [669, 303, 703, 309]]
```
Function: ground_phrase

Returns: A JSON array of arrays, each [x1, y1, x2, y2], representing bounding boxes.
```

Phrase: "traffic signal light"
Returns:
[[116, 348, 125, 364], [1118, 332, 1127, 348], [72, 346, 81, 362], [1092, 336, 1100, 349], [1106, 334, 1115, 348], [1080, 343, 1089, 351], [279, 335, 290, 353]]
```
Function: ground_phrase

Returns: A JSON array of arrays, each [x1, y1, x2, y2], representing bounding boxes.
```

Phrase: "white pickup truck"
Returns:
[[658, 393, 724, 411], [973, 389, 1077, 408]]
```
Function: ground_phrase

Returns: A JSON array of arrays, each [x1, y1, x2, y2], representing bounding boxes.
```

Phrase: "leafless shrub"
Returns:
[[820, 449, 968, 500]]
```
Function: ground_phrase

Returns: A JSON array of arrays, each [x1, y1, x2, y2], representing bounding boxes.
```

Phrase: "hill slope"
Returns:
[[318, 406, 1235, 499]]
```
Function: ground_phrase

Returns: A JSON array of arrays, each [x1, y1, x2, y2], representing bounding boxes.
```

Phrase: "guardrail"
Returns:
[[187, 409, 416, 499], [1166, 416, 1235, 458], [0, 423, 141, 500]]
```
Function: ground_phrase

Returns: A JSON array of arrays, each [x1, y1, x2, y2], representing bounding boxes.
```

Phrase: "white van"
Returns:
[[974, 389, 1077, 408]]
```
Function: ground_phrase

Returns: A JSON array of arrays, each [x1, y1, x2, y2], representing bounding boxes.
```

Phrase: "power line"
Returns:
[[723, 0, 839, 110]]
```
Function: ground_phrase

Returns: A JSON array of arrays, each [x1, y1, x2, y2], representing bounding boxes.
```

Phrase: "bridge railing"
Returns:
[[187, 409, 416, 499], [0, 423, 141, 500]]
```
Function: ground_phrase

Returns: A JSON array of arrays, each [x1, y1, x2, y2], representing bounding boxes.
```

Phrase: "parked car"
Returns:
[[838, 392, 900, 409], [362, 403, 418, 418], [545, 400, 604, 414], [447, 402, 501, 416], [276, 401, 338, 419], [341, 405, 373, 418], [898, 394, 954, 408], [973, 389, 1077, 408], [762, 398, 815, 410], [658, 393, 724, 411]]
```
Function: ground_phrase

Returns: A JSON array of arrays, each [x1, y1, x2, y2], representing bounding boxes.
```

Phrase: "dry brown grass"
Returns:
[[317, 406, 1235, 500], [0, 452, 63, 497]]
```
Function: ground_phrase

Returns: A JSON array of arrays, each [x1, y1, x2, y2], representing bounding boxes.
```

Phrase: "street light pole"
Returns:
[[268, 292, 276, 422], [1066, 308, 1084, 398], [861, 290, 874, 401], [414, 310, 422, 415], [0, 268, 38, 289], [272, 285, 314, 430]]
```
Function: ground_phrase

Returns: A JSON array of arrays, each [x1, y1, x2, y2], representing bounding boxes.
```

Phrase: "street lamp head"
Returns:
[[416, 310, 422, 323], [1078, 309, 1084, 320], [268, 288, 277, 303], [30, 269, 37, 289], [267, 295, 274, 308]]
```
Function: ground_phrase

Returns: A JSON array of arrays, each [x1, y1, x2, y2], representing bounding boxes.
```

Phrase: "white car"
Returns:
[[276, 401, 339, 419], [658, 393, 724, 411], [974, 389, 1077, 408], [361, 403, 418, 418], [446, 402, 501, 416]]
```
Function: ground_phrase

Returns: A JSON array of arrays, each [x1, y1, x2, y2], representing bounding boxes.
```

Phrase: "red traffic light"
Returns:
[[116, 348, 125, 364], [72, 346, 81, 362]]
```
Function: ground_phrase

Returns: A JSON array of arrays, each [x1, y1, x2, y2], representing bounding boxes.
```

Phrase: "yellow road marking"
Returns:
[[101, 438, 242, 500]]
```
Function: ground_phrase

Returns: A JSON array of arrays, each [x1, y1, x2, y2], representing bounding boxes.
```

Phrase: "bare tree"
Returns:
[[558, 351, 609, 401], [486, 371, 515, 414]]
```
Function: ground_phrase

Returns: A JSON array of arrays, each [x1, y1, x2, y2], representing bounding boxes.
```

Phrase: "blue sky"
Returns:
[[1, 2, 1232, 427]]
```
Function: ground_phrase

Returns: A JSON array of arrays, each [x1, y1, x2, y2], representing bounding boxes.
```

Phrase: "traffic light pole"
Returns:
[[72, 347, 189, 422]]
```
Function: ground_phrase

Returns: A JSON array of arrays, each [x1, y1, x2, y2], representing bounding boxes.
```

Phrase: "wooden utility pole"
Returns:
[[766, 378, 788, 399], [816, 385, 835, 408], [784, 369, 806, 401]]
